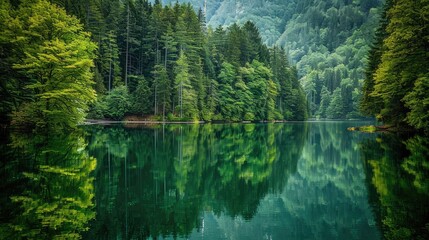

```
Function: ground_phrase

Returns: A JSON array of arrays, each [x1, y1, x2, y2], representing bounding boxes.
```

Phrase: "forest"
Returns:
[[163, 0, 384, 119], [0, 0, 307, 128], [361, 0, 429, 132], [1, 0, 428, 132]]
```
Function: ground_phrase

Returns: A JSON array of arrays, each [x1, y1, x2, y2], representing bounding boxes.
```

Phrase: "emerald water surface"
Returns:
[[1, 122, 428, 239]]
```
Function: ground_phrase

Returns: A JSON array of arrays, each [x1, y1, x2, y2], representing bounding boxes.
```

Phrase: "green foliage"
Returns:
[[317, 86, 331, 118], [361, 0, 429, 131], [361, 134, 429, 240], [326, 88, 344, 119], [1, 0, 97, 128], [217, 62, 237, 120], [2, 0, 310, 124], [130, 76, 152, 115], [152, 64, 171, 119], [175, 52, 198, 120], [360, 1, 391, 117], [0, 129, 96, 239], [404, 75, 429, 131], [83, 123, 308, 237], [166, 0, 383, 119], [103, 86, 131, 120]]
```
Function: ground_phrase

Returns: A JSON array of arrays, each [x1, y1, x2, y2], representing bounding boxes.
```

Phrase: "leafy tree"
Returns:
[[360, 0, 392, 117], [0, 0, 19, 124], [217, 62, 237, 120], [8, 0, 97, 128], [243, 60, 277, 120], [362, 0, 429, 131], [103, 86, 130, 120], [0, 129, 96, 239], [234, 77, 254, 120], [1, 0, 311, 123]]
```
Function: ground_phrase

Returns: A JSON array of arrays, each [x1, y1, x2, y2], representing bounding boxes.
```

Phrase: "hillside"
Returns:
[[162, 0, 384, 118]]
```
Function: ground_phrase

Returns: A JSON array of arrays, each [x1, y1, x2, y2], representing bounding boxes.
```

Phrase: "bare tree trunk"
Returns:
[[125, 3, 130, 86], [180, 81, 183, 119], [108, 38, 112, 92]]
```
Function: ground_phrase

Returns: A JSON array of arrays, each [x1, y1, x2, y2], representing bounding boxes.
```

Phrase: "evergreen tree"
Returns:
[[317, 86, 331, 119], [174, 51, 197, 120], [217, 62, 237, 120], [362, 0, 429, 131], [326, 88, 344, 119], [130, 76, 151, 115], [360, 0, 392, 117], [152, 64, 170, 118], [1, 0, 311, 123]]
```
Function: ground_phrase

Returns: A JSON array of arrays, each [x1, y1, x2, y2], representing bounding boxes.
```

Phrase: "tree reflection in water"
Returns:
[[0, 129, 96, 239], [361, 134, 429, 240], [83, 123, 307, 239]]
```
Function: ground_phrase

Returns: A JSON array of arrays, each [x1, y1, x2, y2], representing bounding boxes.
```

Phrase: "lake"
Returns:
[[0, 121, 428, 239]]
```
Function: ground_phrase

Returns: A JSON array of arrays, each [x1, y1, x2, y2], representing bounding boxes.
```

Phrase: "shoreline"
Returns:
[[83, 119, 373, 125], [84, 119, 206, 125]]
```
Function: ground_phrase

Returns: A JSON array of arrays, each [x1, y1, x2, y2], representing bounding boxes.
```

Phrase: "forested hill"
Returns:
[[162, 0, 384, 119], [0, 0, 307, 127]]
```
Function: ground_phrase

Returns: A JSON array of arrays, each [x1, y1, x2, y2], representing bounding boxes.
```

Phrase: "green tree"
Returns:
[[234, 77, 254, 120], [152, 64, 170, 120], [362, 0, 429, 131], [326, 88, 344, 119], [317, 86, 331, 118], [174, 51, 197, 120], [130, 76, 151, 115], [360, 0, 392, 117], [103, 86, 130, 120], [217, 62, 236, 120], [8, 0, 97, 128], [242, 60, 277, 120], [0, 129, 96, 239]]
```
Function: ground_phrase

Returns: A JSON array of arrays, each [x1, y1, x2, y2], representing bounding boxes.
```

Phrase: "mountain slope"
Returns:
[[162, 0, 384, 118]]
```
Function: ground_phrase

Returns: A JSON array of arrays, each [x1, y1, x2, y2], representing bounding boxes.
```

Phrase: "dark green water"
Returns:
[[0, 122, 428, 239]]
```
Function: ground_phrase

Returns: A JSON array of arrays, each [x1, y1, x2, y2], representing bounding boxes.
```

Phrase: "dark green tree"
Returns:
[[326, 87, 344, 119]]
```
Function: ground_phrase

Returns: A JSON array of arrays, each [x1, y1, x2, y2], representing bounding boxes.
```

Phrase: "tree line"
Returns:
[[165, 0, 383, 119], [0, 0, 307, 128], [361, 0, 429, 132]]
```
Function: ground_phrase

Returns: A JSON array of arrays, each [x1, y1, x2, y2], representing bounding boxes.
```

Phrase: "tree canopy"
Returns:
[[361, 0, 429, 132], [0, 0, 97, 128]]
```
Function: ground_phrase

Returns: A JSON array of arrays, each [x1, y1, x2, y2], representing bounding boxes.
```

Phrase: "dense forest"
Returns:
[[0, 0, 307, 128], [1, 0, 428, 129], [361, 0, 429, 132], [163, 0, 384, 119]]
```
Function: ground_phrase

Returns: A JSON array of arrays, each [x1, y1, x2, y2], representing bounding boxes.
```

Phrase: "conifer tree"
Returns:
[[174, 51, 197, 119]]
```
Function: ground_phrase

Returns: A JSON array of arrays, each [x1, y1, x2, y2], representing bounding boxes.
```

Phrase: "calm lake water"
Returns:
[[0, 121, 428, 239]]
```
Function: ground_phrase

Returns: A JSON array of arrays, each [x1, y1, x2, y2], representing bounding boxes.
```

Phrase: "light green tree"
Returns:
[[10, 0, 97, 128], [175, 51, 197, 120]]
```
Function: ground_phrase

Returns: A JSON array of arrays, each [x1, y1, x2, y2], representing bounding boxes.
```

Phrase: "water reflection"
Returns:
[[1, 122, 428, 240], [83, 123, 307, 239], [211, 122, 380, 240], [0, 129, 96, 239], [361, 134, 429, 240]]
